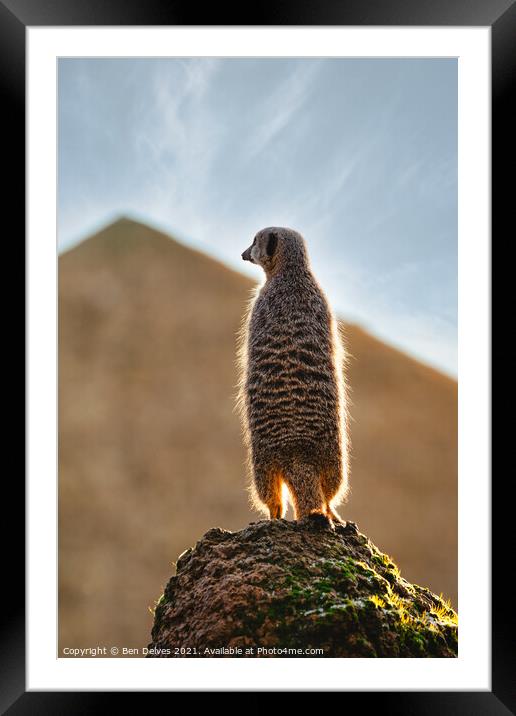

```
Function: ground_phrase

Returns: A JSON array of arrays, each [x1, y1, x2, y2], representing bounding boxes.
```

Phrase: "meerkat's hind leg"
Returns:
[[267, 482, 287, 519], [321, 468, 347, 526], [252, 463, 286, 520], [269, 502, 285, 519], [264, 472, 287, 520], [326, 503, 346, 525]]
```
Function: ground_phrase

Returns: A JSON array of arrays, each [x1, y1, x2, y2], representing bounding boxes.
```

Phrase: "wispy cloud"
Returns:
[[243, 61, 322, 160], [130, 59, 224, 241]]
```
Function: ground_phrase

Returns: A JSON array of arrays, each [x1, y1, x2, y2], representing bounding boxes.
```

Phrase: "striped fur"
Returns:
[[236, 227, 350, 522]]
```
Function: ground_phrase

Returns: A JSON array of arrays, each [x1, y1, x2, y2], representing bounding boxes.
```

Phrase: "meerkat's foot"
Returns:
[[306, 511, 335, 530], [323, 502, 345, 525], [328, 508, 346, 526], [268, 503, 284, 519]]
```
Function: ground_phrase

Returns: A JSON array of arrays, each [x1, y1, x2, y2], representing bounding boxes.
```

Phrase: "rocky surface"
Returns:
[[147, 519, 458, 658]]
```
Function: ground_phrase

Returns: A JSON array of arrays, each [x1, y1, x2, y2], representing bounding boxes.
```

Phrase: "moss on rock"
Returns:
[[147, 519, 457, 658]]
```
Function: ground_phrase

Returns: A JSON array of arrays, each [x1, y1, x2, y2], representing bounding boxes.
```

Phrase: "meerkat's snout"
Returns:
[[242, 246, 253, 262]]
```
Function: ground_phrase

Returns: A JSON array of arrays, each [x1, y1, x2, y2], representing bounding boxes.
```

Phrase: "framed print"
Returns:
[[4, 0, 508, 709]]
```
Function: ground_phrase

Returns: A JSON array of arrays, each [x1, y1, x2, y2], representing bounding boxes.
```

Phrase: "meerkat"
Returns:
[[236, 227, 349, 525]]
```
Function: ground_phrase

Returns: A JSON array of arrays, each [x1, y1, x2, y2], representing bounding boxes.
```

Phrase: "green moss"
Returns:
[[399, 625, 428, 655], [313, 578, 334, 594], [148, 591, 166, 618], [371, 554, 385, 568], [248, 543, 457, 655], [192, 528, 456, 656], [368, 595, 386, 609], [149, 521, 459, 658]]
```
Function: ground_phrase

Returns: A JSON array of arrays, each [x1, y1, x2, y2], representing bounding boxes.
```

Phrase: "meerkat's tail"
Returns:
[[284, 462, 326, 521]]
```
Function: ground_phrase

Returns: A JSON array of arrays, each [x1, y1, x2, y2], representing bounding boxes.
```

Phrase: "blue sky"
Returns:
[[58, 58, 457, 376]]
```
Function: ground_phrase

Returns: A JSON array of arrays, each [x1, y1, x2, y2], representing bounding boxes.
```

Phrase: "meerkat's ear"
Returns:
[[266, 231, 278, 257]]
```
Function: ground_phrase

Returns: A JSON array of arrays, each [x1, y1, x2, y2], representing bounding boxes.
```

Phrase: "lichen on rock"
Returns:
[[147, 519, 457, 658]]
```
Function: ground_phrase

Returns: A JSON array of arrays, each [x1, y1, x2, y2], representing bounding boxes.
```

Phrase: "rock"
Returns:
[[147, 519, 457, 658]]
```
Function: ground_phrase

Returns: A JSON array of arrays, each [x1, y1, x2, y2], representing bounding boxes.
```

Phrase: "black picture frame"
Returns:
[[5, 0, 508, 710]]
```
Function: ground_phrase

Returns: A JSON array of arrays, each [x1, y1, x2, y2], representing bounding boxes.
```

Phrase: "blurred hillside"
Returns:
[[58, 217, 457, 653]]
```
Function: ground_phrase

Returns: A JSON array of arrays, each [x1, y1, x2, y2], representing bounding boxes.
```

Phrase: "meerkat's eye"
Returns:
[[266, 232, 278, 257]]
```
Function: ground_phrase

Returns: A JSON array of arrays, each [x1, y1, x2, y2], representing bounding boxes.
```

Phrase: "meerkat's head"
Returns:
[[241, 227, 309, 277]]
